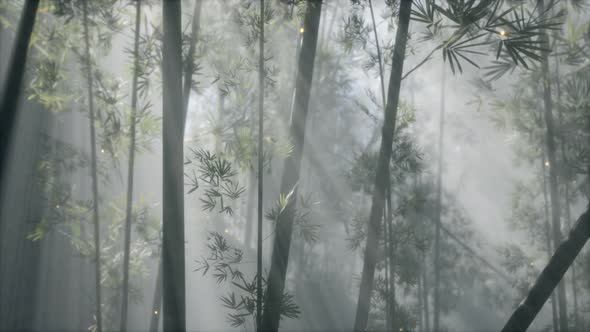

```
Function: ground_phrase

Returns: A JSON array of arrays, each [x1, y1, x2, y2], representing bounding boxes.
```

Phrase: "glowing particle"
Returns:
[[101, 149, 105, 154], [224, 228, 229, 234], [299, 27, 305, 34], [56, 205, 60, 209], [545, 161, 550, 167], [154, 310, 158, 315], [500, 30, 506, 36]]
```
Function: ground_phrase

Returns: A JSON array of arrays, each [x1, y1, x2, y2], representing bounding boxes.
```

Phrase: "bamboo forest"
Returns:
[[4, 0, 590, 331]]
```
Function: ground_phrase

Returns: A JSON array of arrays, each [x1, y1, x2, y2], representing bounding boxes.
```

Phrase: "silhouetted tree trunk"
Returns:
[[121, 1, 142, 330], [538, 1, 568, 329], [588, 115, 590, 198], [260, 1, 322, 331], [256, 0, 265, 329], [162, 1, 185, 331], [353, 1, 412, 330], [0, 4, 40, 328], [383, 205, 391, 331], [433, 63, 445, 332], [82, 2, 103, 331], [367, 3, 396, 327], [502, 207, 590, 332], [0, 0, 39, 198], [0, 77, 45, 331], [150, 2, 201, 328], [0, 4, 5, 76]]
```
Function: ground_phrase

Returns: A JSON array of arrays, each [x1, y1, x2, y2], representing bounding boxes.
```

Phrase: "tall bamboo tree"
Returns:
[[418, 169, 430, 332], [353, 1, 412, 330], [162, 0, 185, 331], [433, 63, 445, 332], [366, 0, 394, 328], [538, 1, 568, 328], [260, 1, 322, 330], [555, 57, 580, 331], [0, 0, 40, 200], [256, 0, 265, 329], [151, 1, 202, 329], [82, 1, 103, 331], [0, 6, 40, 321], [121, 1, 142, 330], [0, 2, 40, 328]]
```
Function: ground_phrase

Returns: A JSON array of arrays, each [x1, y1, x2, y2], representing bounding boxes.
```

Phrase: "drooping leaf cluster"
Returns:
[[195, 232, 301, 329]]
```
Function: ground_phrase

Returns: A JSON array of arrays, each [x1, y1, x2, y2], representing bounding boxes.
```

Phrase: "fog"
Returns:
[[1, 0, 589, 332]]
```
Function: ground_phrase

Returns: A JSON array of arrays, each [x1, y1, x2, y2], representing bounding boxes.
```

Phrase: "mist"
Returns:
[[1, 0, 589, 331]]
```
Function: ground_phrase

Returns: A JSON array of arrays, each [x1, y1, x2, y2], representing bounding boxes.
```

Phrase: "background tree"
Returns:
[[257, 0, 265, 328], [121, 0, 142, 330], [82, 1, 104, 329]]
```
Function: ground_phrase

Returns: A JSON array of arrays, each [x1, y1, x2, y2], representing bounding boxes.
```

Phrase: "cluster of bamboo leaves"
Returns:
[[195, 232, 301, 328]]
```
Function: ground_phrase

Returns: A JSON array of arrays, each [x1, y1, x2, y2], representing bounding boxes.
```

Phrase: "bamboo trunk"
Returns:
[[417, 174, 430, 332], [502, 207, 590, 332], [82, 2, 103, 331], [0, 0, 40, 201], [260, 1, 322, 330], [256, 0, 265, 328], [353, 1, 412, 330], [555, 56, 580, 332], [162, 0, 186, 330], [538, 2, 568, 330], [383, 205, 390, 331], [368, 1, 394, 327], [121, 1, 142, 330], [150, 2, 201, 327], [0, 4, 40, 327], [433, 63, 446, 332]]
